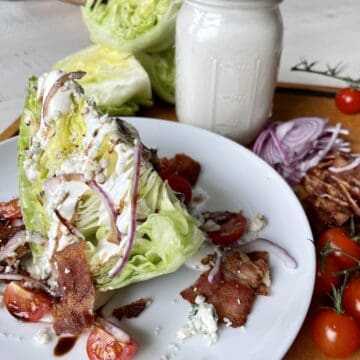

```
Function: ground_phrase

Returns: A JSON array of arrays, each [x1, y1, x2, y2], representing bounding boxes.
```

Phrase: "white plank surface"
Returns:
[[1, 0, 360, 134]]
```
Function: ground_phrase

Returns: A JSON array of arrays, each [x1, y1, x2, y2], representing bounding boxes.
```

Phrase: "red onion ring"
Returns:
[[0, 273, 58, 297], [108, 143, 142, 278], [96, 317, 130, 344], [44, 174, 120, 244], [41, 71, 86, 120], [0, 230, 26, 262], [240, 238, 298, 269], [207, 247, 222, 284]]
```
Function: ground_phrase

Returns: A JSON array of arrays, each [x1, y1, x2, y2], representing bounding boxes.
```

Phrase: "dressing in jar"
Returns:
[[175, 0, 283, 144]]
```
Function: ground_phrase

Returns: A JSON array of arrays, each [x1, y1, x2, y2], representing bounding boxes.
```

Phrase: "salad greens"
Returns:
[[136, 47, 175, 104], [18, 72, 205, 291], [54, 45, 152, 116], [82, 0, 182, 53]]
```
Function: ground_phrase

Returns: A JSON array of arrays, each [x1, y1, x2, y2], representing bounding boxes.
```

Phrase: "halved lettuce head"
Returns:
[[18, 71, 204, 291], [82, 0, 182, 53], [54, 45, 152, 116], [136, 47, 175, 104]]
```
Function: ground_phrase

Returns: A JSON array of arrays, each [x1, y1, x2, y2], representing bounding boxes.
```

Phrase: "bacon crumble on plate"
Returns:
[[181, 248, 270, 327], [51, 241, 95, 335], [112, 298, 149, 321]]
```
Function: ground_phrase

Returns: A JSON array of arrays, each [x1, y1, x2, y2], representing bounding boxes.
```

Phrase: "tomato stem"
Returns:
[[320, 243, 360, 266]]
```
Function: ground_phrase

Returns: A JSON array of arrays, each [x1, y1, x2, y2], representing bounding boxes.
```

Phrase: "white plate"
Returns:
[[0, 117, 315, 360]]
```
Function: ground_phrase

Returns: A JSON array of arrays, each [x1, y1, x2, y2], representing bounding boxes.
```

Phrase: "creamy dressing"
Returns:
[[176, 0, 283, 144], [24, 70, 139, 282]]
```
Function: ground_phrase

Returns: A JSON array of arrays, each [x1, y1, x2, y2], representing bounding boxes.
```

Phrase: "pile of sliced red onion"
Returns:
[[253, 117, 353, 184]]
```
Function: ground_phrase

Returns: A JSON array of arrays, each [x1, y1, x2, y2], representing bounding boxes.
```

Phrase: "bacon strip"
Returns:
[[181, 249, 270, 327], [112, 298, 148, 321], [51, 241, 95, 335]]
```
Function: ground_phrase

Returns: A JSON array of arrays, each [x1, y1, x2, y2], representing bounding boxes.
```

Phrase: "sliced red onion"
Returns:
[[41, 71, 86, 120], [208, 247, 222, 284], [87, 180, 120, 244], [0, 273, 58, 297], [0, 230, 26, 262], [96, 317, 130, 344], [240, 238, 298, 269], [253, 118, 354, 185], [44, 174, 120, 244], [329, 156, 360, 173], [10, 218, 24, 227], [108, 142, 142, 278]]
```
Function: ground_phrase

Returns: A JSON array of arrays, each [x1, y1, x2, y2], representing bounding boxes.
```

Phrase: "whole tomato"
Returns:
[[317, 228, 360, 269], [335, 88, 360, 114], [343, 277, 360, 324], [311, 309, 360, 357], [314, 256, 342, 294]]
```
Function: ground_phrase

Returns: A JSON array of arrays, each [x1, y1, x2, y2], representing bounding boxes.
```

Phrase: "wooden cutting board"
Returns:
[[2, 82, 360, 360]]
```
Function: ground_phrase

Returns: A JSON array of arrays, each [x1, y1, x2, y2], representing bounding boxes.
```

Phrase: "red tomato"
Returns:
[[86, 327, 138, 360], [160, 173, 192, 204], [3, 282, 52, 322], [311, 309, 360, 357], [314, 256, 342, 294], [0, 199, 21, 220], [344, 277, 360, 324], [205, 212, 247, 246], [335, 88, 360, 114], [317, 228, 360, 269]]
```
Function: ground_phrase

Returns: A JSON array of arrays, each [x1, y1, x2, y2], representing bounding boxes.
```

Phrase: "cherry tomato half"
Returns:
[[160, 173, 192, 205], [204, 212, 247, 246], [0, 199, 21, 220], [3, 282, 52, 322], [87, 327, 138, 360], [314, 256, 342, 294], [317, 228, 360, 269], [344, 277, 360, 324], [311, 309, 360, 358], [335, 88, 360, 114]]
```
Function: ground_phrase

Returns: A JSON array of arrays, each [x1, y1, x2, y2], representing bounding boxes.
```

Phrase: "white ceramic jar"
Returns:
[[175, 0, 283, 144]]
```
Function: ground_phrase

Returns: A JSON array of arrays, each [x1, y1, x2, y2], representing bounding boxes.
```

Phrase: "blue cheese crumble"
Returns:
[[176, 295, 218, 345]]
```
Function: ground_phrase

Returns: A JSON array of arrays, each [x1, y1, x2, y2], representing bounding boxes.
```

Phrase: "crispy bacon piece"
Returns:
[[153, 153, 201, 186], [181, 249, 270, 327], [0, 199, 22, 220], [0, 219, 24, 247], [51, 241, 95, 335], [0, 219, 27, 268], [297, 153, 360, 234], [112, 298, 148, 321]]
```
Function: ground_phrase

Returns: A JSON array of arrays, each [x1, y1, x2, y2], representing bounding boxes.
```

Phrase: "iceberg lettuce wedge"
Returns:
[[18, 70, 204, 291], [54, 45, 152, 116], [82, 0, 182, 53], [136, 47, 175, 104]]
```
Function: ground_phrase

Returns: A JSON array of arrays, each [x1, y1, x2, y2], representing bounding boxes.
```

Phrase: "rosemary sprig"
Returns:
[[291, 59, 360, 89]]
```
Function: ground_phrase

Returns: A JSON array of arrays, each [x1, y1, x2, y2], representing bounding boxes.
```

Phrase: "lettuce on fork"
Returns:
[[82, 0, 182, 53], [136, 47, 175, 104], [18, 70, 204, 291], [54, 45, 152, 116]]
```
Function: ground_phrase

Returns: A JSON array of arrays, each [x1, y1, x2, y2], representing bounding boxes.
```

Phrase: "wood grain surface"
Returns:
[[2, 82, 360, 360]]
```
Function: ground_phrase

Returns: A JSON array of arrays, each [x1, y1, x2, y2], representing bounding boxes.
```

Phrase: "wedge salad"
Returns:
[[0, 71, 297, 359]]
